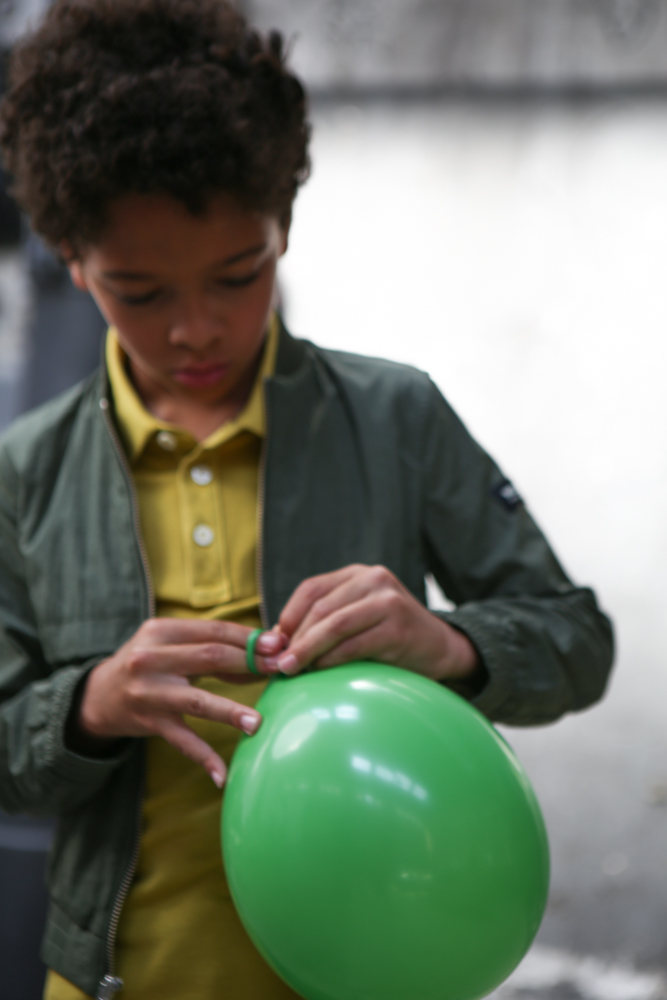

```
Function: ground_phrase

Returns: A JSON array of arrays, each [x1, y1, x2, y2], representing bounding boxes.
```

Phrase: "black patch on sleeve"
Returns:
[[492, 479, 523, 511]]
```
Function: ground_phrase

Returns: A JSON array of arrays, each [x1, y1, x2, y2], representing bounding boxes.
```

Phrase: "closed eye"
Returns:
[[117, 289, 162, 306], [217, 270, 261, 289], [113, 267, 261, 305]]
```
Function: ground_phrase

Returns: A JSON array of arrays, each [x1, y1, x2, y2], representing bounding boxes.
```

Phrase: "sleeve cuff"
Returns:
[[433, 607, 517, 719], [42, 661, 134, 784]]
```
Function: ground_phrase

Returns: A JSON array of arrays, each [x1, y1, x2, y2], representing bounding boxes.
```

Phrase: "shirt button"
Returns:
[[190, 464, 213, 486], [156, 430, 178, 452], [193, 524, 215, 547]]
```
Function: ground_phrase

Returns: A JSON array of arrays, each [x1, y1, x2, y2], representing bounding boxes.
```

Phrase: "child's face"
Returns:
[[68, 194, 287, 408]]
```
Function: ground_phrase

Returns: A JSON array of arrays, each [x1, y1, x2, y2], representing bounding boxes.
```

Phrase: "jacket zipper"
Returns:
[[255, 381, 269, 629], [99, 396, 156, 617], [96, 976, 125, 1000], [98, 394, 155, 997], [97, 374, 267, 995]]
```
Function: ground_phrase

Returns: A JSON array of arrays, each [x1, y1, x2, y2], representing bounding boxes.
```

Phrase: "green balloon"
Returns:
[[222, 663, 549, 1000]]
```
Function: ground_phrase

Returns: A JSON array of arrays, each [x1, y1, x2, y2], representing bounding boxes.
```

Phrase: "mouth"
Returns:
[[172, 363, 229, 388]]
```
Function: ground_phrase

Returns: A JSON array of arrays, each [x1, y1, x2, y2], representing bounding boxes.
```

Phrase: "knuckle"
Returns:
[[301, 578, 323, 602], [200, 643, 222, 668], [383, 589, 404, 612], [311, 597, 330, 621], [126, 648, 151, 675], [141, 619, 163, 641], [329, 608, 352, 639], [188, 691, 208, 716], [370, 564, 393, 586], [210, 620, 232, 643], [125, 677, 148, 709]]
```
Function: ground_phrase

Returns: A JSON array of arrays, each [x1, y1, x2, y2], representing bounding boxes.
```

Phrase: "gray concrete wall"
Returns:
[[246, 0, 667, 89], [5, 0, 667, 91]]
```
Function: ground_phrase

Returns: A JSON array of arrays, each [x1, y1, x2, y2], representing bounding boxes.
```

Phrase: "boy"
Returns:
[[0, 1, 613, 998]]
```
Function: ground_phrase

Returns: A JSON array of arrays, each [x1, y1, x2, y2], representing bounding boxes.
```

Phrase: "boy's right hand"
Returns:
[[73, 619, 284, 787]]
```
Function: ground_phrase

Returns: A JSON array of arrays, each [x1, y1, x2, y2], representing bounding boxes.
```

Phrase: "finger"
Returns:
[[128, 674, 262, 732], [255, 629, 288, 655], [269, 595, 386, 676], [214, 674, 269, 686], [147, 681, 263, 735], [157, 716, 228, 787], [278, 566, 364, 638], [288, 567, 395, 645], [137, 617, 253, 649], [313, 621, 397, 669], [127, 641, 254, 677]]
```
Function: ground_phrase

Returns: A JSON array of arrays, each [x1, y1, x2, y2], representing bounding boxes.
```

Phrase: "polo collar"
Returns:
[[106, 314, 279, 463]]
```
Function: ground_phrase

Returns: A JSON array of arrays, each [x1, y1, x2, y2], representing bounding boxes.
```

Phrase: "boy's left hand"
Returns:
[[265, 564, 479, 683]]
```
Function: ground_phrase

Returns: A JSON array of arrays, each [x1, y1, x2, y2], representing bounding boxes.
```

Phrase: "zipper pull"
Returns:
[[97, 975, 123, 999]]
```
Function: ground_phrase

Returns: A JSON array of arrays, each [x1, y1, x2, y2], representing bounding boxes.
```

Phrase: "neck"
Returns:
[[127, 345, 265, 443]]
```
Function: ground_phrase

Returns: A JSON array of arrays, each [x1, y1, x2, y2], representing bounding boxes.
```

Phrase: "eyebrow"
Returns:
[[101, 242, 268, 281]]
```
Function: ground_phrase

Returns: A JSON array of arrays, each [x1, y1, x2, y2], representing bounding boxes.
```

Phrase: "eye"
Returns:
[[117, 289, 162, 306], [217, 270, 261, 290]]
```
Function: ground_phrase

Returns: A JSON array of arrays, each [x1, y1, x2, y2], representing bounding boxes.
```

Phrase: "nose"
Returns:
[[168, 294, 222, 352]]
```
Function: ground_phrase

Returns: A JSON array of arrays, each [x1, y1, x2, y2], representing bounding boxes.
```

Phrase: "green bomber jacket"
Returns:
[[0, 326, 613, 997]]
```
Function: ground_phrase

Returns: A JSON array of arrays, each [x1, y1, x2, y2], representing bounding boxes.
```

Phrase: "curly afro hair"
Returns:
[[0, 0, 311, 252]]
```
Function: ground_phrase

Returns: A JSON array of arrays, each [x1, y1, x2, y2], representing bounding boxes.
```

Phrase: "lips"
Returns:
[[173, 363, 229, 388]]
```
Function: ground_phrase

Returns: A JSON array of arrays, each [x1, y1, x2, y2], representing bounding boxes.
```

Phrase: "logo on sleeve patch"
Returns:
[[492, 479, 523, 511]]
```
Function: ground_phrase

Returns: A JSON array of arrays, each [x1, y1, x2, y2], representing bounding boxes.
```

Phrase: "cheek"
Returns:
[[233, 268, 277, 327], [85, 285, 150, 341], [113, 316, 167, 366]]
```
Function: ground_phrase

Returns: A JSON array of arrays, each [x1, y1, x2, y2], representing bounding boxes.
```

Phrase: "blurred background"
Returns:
[[2, 0, 667, 997]]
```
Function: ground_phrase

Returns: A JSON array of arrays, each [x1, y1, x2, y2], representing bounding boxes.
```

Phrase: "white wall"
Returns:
[[279, 98, 667, 965]]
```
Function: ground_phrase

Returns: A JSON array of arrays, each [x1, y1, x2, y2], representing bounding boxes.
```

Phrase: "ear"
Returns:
[[67, 259, 89, 293], [61, 244, 89, 292], [278, 216, 291, 257]]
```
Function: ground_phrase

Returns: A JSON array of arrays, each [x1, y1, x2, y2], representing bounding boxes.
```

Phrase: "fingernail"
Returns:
[[240, 713, 261, 735], [276, 653, 298, 675], [261, 657, 283, 673], [211, 771, 224, 789], [256, 632, 282, 652]]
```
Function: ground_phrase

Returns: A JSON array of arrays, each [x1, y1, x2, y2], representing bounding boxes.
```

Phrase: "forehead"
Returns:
[[83, 193, 279, 272]]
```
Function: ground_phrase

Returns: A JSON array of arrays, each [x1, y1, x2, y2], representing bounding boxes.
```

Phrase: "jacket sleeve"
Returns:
[[0, 446, 132, 816], [419, 379, 614, 726]]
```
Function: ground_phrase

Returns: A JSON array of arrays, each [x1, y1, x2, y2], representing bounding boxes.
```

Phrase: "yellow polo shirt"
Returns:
[[46, 318, 299, 1000]]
